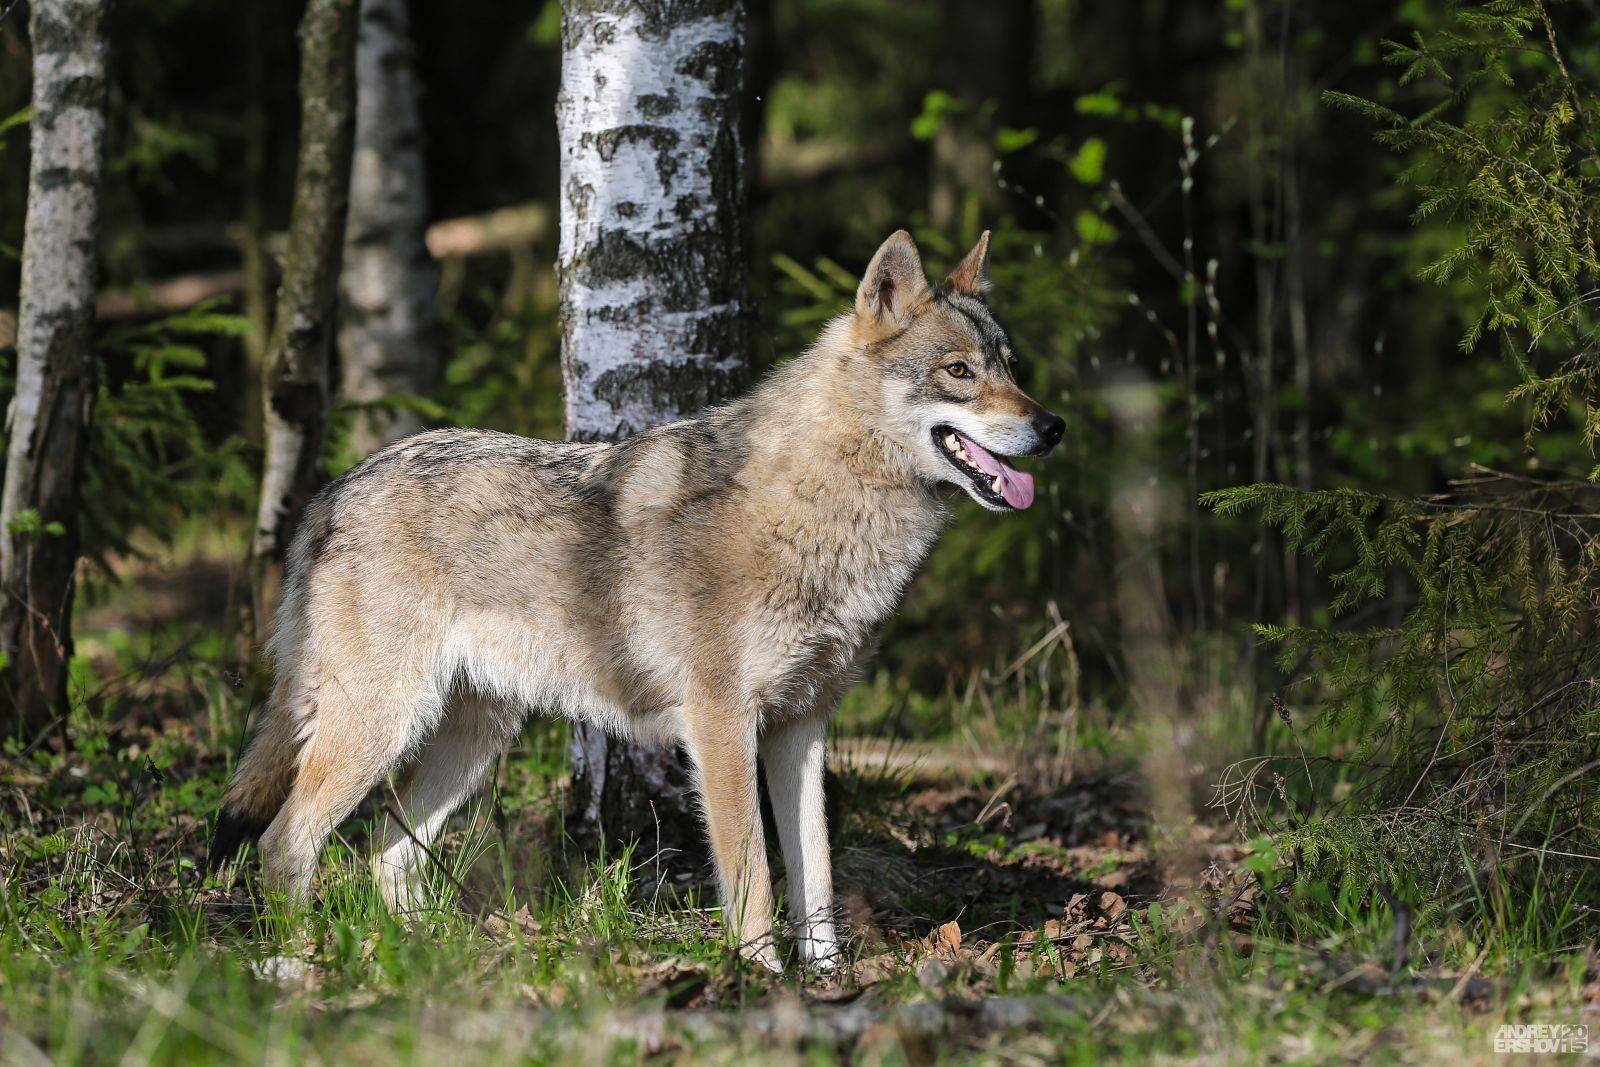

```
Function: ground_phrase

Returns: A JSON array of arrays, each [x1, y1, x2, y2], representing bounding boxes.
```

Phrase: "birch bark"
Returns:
[[557, 0, 748, 846], [338, 0, 438, 455], [250, 0, 359, 630], [0, 0, 109, 740]]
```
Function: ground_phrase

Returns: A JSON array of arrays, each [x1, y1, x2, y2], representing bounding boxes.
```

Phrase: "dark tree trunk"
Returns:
[[338, 0, 438, 455], [250, 0, 359, 632], [929, 0, 1034, 230], [557, 0, 748, 852], [0, 0, 110, 743], [239, 0, 273, 446]]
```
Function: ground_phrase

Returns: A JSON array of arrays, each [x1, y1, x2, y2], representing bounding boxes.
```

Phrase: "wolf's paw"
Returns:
[[738, 931, 784, 974], [743, 943, 784, 974], [800, 940, 842, 974]]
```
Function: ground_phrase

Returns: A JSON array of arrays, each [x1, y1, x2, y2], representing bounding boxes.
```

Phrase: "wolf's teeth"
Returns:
[[944, 432, 958, 448], [991, 476, 1003, 492]]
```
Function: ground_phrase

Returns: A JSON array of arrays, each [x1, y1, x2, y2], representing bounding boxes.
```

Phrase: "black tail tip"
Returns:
[[208, 808, 268, 872]]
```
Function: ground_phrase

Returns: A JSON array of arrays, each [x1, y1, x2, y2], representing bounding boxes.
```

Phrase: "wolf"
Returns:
[[210, 229, 1064, 970]]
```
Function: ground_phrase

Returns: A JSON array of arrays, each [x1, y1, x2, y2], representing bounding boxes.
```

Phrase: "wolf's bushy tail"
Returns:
[[208, 685, 304, 870]]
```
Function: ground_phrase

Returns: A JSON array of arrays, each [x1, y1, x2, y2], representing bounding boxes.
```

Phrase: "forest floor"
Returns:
[[0, 554, 1595, 1064]]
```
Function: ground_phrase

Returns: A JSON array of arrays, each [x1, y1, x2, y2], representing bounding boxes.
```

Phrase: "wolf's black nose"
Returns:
[[1033, 411, 1066, 450]]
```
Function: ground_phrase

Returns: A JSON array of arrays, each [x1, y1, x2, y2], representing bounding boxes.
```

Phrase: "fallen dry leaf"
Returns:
[[852, 951, 901, 986], [1012, 955, 1056, 981], [931, 919, 962, 956]]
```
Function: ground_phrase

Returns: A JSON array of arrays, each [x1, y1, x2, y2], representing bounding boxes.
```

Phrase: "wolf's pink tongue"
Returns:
[[955, 432, 1035, 510]]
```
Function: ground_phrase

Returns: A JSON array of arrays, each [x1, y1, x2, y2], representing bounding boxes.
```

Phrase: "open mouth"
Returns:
[[932, 427, 1035, 510]]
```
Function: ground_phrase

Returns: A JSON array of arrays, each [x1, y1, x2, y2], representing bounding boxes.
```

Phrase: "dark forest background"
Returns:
[[3, 0, 1597, 883], [1, 1, 1598, 1058], [4, 0, 1598, 858], [1, 0, 1559, 684]]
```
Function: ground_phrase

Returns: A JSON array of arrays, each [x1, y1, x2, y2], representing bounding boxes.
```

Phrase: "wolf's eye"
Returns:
[[1007, 356, 1021, 378], [944, 360, 971, 379]]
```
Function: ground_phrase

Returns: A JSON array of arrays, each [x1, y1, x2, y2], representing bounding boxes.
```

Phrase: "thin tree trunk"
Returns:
[[0, 0, 110, 743], [239, 0, 271, 446], [250, 0, 358, 632], [1241, 0, 1282, 713], [557, 0, 747, 850], [929, 0, 1032, 230], [338, 0, 438, 456], [1283, 50, 1314, 628]]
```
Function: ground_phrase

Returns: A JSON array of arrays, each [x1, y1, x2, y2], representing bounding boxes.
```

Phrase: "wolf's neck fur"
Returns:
[[604, 315, 947, 632], [694, 318, 948, 628], [738, 316, 927, 490]]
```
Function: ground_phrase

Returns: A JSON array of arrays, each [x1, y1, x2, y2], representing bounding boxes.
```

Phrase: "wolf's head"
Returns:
[[848, 229, 1064, 512]]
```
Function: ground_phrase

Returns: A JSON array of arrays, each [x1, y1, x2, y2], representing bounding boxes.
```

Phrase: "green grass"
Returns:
[[2, 839, 1586, 1064], [1, 614, 1594, 1064]]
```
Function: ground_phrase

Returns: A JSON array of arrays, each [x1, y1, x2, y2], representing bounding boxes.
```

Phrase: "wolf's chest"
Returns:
[[763, 498, 941, 638], [742, 528, 935, 719]]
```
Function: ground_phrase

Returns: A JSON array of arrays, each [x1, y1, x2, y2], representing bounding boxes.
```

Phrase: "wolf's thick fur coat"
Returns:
[[212, 231, 1062, 969]]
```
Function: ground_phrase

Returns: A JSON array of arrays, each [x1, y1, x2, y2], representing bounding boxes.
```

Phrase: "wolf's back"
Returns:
[[206, 430, 562, 869], [208, 428, 616, 871]]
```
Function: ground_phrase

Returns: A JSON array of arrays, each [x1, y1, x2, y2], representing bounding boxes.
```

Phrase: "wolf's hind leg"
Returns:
[[373, 694, 522, 914], [760, 713, 838, 969], [682, 704, 780, 971], [257, 668, 439, 905]]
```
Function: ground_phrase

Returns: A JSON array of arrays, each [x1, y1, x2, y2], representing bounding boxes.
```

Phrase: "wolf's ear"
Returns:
[[945, 230, 991, 297], [856, 230, 930, 328]]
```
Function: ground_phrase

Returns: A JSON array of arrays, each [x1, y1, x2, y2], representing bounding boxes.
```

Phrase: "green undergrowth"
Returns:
[[0, 583, 1594, 1065], [2, 726, 1593, 1062], [1, 824, 1589, 1065]]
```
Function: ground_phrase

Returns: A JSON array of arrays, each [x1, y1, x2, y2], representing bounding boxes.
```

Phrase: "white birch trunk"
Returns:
[[557, 0, 747, 844], [338, 0, 438, 455], [557, 0, 747, 442], [0, 0, 109, 738]]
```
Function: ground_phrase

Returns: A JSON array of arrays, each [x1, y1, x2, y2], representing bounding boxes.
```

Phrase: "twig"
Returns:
[[1448, 941, 1493, 1003], [1532, 0, 1600, 175], [1401, 569, 1460, 811], [1376, 884, 1411, 983], [1103, 184, 1186, 282], [1503, 757, 1600, 844], [378, 798, 534, 941], [1499, 840, 1600, 863], [994, 618, 1072, 683]]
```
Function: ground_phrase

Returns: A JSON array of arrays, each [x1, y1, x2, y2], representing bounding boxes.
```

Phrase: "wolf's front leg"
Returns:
[[682, 706, 780, 972], [760, 713, 838, 969]]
